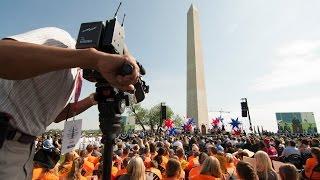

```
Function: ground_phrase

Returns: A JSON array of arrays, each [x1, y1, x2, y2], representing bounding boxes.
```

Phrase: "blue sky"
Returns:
[[2, 0, 320, 132]]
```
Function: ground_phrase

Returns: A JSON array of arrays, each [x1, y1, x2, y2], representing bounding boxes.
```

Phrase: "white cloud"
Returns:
[[252, 40, 320, 91]]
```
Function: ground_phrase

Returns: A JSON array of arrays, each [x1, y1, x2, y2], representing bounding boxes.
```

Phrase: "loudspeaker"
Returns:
[[161, 105, 166, 120], [241, 102, 248, 117], [242, 110, 247, 117]]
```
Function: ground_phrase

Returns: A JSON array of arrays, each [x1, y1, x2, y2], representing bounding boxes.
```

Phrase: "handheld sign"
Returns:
[[61, 119, 82, 154]]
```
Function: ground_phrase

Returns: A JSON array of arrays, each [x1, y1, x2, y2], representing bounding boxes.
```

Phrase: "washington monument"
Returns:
[[187, 4, 209, 129]]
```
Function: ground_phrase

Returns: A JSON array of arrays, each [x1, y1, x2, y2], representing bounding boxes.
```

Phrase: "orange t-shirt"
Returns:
[[305, 157, 320, 179], [162, 156, 169, 166], [226, 163, 236, 177], [144, 157, 152, 168], [115, 168, 127, 179], [111, 166, 118, 180], [87, 155, 100, 166], [186, 157, 199, 171], [32, 168, 59, 180], [189, 174, 218, 180], [179, 158, 189, 170], [58, 162, 73, 178], [82, 160, 95, 176], [188, 155, 195, 162], [189, 166, 201, 179]]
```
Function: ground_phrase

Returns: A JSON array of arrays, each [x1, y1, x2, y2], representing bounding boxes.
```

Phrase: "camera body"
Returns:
[[76, 18, 125, 82], [76, 18, 148, 105]]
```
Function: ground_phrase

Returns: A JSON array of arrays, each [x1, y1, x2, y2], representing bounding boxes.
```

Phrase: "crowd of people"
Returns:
[[31, 131, 320, 180]]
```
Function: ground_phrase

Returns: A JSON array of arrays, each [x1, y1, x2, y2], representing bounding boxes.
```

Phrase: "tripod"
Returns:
[[96, 81, 126, 180]]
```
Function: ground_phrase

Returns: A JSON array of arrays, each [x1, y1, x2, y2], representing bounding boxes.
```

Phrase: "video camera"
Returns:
[[75, 4, 148, 107]]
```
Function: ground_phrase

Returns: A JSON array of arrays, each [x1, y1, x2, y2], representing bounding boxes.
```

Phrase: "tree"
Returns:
[[147, 103, 174, 133], [128, 104, 148, 131], [173, 114, 184, 128]]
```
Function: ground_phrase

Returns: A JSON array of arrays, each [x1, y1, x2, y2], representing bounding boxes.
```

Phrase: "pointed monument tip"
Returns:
[[189, 3, 198, 11]]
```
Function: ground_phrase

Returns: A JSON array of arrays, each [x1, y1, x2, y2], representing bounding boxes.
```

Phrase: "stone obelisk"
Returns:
[[187, 4, 208, 129]]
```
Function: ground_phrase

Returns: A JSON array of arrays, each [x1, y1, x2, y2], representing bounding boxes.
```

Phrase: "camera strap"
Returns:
[[72, 68, 83, 120], [73, 68, 83, 109], [65, 68, 83, 122]]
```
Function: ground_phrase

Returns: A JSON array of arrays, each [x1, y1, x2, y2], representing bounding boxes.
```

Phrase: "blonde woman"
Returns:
[[225, 153, 236, 179], [254, 151, 278, 180], [67, 157, 86, 180], [190, 156, 225, 180], [119, 156, 146, 180]]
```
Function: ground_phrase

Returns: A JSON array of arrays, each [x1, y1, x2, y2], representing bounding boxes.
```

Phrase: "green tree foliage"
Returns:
[[172, 114, 184, 128], [129, 103, 182, 133], [128, 104, 148, 131], [147, 103, 174, 132]]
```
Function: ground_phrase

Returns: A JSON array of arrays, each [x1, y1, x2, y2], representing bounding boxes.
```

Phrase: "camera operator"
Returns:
[[0, 27, 140, 180]]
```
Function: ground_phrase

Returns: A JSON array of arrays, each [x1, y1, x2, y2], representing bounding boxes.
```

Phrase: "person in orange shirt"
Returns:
[[32, 150, 60, 180], [79, 150, 95, 177], [215, 152, 227, 174], [58, 152, 75, 178], [190, 156, 224, 180], [225, 153, 236, 179], [144, 146, 151, 159], [115, 157, 130, 179], [144, 153, 163, 180], [87, 154, 100, 166], [154, 154, 166, 175], [67, 158, 87, 180], [32, 166, 59, 180], [303, 147, 320, 179], [186, 144, 200, 171], [151, 163, 163, 179], [121, 147, 130, 160], [176, 148, 189, 170], [158, 147, 169, 167], [87, 144, 102, 167], [186, 152, 200, 171], [150, 143, 158, 160], [111, 166, 118, 180], [163, 159, 182, 180], [188, 144, 200, 161], [189, 152, 209, 179]]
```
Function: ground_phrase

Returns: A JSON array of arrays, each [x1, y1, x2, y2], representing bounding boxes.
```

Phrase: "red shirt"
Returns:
[[263, 146, 278, 159]]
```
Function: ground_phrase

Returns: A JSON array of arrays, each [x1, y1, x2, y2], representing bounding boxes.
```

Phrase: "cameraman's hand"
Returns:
[[92, 48, 139, 91]]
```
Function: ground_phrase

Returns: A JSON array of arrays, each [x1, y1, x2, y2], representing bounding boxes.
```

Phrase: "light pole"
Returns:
[[157, 102, 166, 134], [241, 98, 253, 131]]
